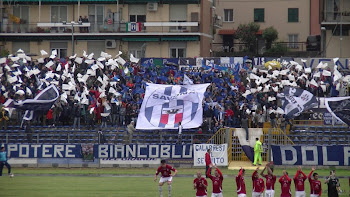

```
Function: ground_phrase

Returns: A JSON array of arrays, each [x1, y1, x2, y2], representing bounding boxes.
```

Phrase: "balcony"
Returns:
[[322, 11, 350, 24], [0, 21, 200, 35]]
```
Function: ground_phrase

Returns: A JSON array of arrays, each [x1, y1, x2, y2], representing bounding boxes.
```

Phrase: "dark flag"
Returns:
[[4, 85, 59, 120], [278, 87, 318, 118], [325, 96, 350, 125]]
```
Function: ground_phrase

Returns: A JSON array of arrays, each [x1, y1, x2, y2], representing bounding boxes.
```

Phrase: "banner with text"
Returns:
[[271, 145, 350, 166], [4, 144, 193, 159], [193, 144, 228, 166]]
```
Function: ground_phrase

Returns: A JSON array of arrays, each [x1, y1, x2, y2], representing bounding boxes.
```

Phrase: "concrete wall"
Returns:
[[325, 30, 350, 58], [214, 0, 311, 45], [200, 0, 213, 57]]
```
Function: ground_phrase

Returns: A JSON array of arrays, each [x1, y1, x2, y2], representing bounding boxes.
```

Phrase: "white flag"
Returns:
[[183, 74, 194, 85]]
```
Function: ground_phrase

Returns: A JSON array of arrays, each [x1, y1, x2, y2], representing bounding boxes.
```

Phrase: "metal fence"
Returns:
[[206, 127, 294, 164]]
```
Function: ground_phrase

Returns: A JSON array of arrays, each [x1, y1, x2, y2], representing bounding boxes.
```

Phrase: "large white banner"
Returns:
[[136, 83, 210, 130], [193, 144, 228, 167]]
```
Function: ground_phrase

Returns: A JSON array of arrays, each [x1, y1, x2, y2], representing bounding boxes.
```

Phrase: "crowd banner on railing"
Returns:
[[271, 145, 350, 166], [136, 83, 210, 130], [5, 144, 193, 159], [193, 144, 228, 166], [141, 57, 349, 71]]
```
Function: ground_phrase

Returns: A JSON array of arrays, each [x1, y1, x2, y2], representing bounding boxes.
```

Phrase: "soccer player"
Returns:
[[154, 159, 178, 197], [325, 170, 341, 197], [0, 145, 13, 177], [279, 170, 292, 197], [252, 167, 265, 197], [236, 167, 246, 197], [207, 165, 223, 197], [308, 167, 321, 197], [260, 163, 276, 197], [194, 171, 208, 197], [294, 166, 307, 197], [205, 149, 213, 178]]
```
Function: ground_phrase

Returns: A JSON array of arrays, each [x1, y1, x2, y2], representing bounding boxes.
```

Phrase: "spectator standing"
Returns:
[[126, 121, 136, 144], [177, 122, 183, 144], [241, 114, 249, 141], [257, 110, 265, 128], [119, 103, 126, 126], [73, 103, 81, 130], [111, 99, 120, 126], [269, 107, 276, 128], [224, 106, 233, 127], [0, 108, 9, 130], [46, 108, 53, 127], [87, 105, 95, 130]]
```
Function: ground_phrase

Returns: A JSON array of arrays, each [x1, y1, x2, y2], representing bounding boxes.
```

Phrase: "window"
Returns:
[[169, 42, 186, 58], [170, 4, 187, 31], [254, 8, 264, 22], [12, 42, 30, 54], [129, 4, 146, 22], [87, 41, 105, 56], [288, 8, 299, 22], [128, 42, 146, 58], [13, 6, 29, 32], [88, 5, 104, 33], [288, 34, 299, 48], [51, 6, 67, 23], [50, 42, 67, 58], [224, 9, 233, 22]]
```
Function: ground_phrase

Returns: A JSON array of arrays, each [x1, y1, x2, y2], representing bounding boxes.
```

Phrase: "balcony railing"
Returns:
[[0, 21, 200, 34], [323, 11, 350, 23]]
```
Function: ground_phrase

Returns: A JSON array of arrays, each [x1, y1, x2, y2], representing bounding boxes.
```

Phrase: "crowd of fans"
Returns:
[[0, 50, 348, 134]]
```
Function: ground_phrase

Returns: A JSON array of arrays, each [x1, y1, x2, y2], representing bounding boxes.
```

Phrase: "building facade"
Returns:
[[321, 0, 350, 58], [0, 0, 214, 58], [213, 0, 315, 55]]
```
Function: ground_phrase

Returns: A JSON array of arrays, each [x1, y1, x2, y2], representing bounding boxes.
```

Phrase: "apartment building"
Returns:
[[0, 0, 214, 58], [321, 0, 350, 58], [213, 0, 317, 55]]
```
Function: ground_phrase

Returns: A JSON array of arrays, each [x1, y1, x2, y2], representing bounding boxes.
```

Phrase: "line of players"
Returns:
[[154, 160, 324, 197]]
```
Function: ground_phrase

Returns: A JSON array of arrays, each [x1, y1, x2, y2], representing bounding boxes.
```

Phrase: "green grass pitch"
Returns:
[[0, 168, 349, 197]]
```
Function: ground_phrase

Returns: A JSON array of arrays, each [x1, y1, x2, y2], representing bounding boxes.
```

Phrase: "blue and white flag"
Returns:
[[234, 128, 263, 162], [325, 96, 350, 125], [278, 87, 318, 118], [183, 74, 194, 85], [136, 83, 210, 130], [5, 85, 59, 120]]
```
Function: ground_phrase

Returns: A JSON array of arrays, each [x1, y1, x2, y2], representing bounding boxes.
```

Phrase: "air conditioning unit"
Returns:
[[105, 40, 116, 49], [147, 2, 158, 11]]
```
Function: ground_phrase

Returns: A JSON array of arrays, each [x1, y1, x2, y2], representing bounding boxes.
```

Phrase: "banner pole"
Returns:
[[268, 128, 272, 162]]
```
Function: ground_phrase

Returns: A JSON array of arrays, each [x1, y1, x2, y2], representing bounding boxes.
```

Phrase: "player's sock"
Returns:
[[168, 185, 172, 197], [159, 186, 163, 197]]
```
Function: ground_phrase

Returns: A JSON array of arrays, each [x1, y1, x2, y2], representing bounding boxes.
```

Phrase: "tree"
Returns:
[[262, 26, 278, 50], [235, 22, 260, 53]]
